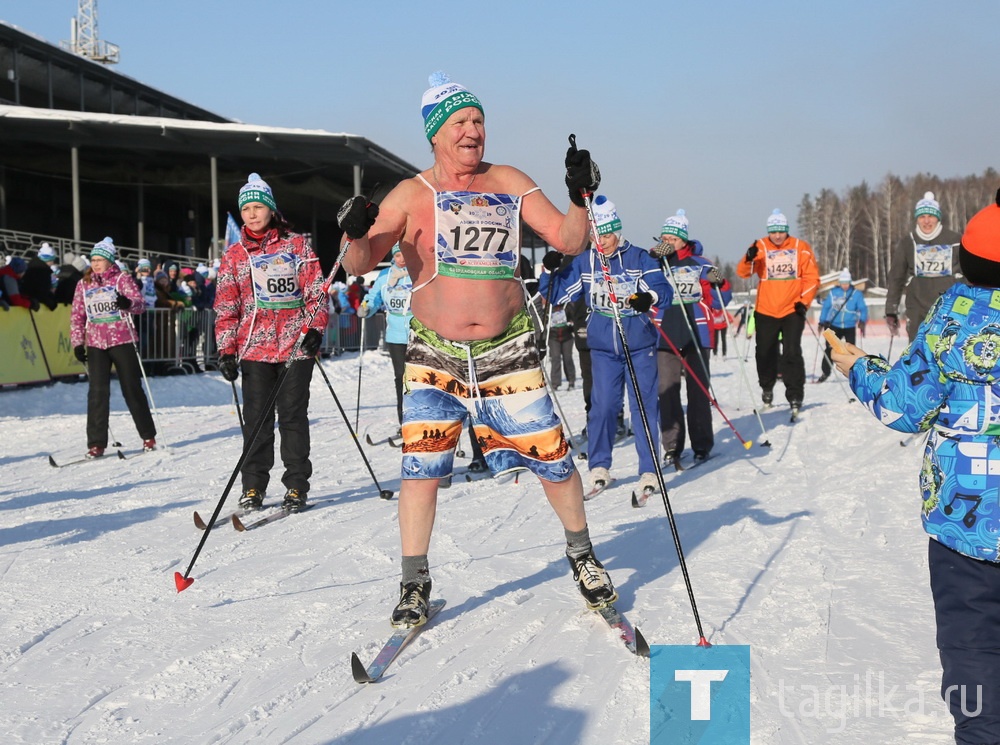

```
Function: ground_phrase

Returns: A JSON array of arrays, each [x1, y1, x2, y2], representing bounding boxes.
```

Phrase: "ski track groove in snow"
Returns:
[[0, 338, 960, 743]]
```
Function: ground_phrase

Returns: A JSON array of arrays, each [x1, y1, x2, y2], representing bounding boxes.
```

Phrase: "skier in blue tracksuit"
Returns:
[[817, 268, 868, 382], [539, 195, 671, 492], [359, 245, 412, 425], [832, 191, 1000, 745]]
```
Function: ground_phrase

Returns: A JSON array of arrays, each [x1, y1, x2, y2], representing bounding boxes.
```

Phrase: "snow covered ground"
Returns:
[[0, 330, 956, 744]]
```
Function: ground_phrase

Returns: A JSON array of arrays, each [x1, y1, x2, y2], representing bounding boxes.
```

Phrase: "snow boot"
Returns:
[[85, 446, 105, 459], [142, 438, 156, 452], [762, 388, 774, 406], [638, 472, 660, 494], [590, 466, 611, 489]]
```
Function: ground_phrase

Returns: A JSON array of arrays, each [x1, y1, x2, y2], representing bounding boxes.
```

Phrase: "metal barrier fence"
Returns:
[[135, 307, 386, 373], [323, 311, 385, 355]]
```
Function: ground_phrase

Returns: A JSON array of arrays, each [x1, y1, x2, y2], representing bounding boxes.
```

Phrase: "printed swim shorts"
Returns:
[[401, 309, 574, 482]]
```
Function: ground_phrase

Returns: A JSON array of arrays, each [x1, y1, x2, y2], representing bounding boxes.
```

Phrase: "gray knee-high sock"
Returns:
[[564, 526, 593, 560], [401, 555, 430, 586]]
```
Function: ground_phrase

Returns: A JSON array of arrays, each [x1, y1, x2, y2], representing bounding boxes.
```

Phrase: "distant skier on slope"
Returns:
[[736, 208, 820, 418]]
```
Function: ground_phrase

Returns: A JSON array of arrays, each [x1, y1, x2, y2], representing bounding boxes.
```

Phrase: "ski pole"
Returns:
[[716, 289, 771, 447], [650, 313, 752, 450], [573, 144, 709, 646], [123, 312, 165, 444], [811, 330, 821, 379], [313, 353, 393, 500], [355, 312, 366, 431], [175, 241, 351, 593], [531, 271, 583, 457], [231, 380, 244, 429], [886, 334, 895, 365]]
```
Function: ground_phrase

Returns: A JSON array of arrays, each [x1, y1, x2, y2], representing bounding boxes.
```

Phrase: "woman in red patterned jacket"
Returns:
[[70, 237, 156, 459], [214, 173, 328, 513]]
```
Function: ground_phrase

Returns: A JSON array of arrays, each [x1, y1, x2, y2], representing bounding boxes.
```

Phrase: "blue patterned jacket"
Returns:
[[849, 283, 1000, 562]]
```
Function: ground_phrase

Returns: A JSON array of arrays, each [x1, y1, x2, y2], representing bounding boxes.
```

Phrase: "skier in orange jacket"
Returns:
[[736, 209, 820, 416]]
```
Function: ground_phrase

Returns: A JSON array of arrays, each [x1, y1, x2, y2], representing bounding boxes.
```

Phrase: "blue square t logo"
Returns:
[[650, 645, 750, 745]]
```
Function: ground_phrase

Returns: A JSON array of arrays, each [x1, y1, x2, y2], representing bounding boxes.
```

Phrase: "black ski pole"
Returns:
[[355, 313, 366, 431], [650, 315, 753, 449], [573, 136, 709, 646], [231, 380, 244, 429], [313, 354, 393, 500], [175, 241, 351, 592], [804, 316, 855, 403]]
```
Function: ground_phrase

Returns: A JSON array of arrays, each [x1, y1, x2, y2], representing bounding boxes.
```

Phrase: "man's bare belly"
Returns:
[[409, 276, 525, 341]]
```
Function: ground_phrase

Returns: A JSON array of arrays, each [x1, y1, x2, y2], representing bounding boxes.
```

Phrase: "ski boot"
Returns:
[[282, 488, 308, 512], [239, 488, 265, 511], [568, 552, 618, 609], [391, 580, 432, 628]]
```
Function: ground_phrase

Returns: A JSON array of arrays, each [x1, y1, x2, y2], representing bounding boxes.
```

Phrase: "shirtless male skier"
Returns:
[[338, 72, 617, 627]]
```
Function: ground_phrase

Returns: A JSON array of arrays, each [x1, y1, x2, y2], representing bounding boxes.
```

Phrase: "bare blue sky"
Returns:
[[4, 0, 997, 264]]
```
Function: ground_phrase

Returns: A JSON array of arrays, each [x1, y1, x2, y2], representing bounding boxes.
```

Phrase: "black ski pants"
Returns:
[[239, 358, 315, 495], [753, 310, 806, 404], [387, 342, 406, 425], [657, 345, 713, 457], [86, 343, 155, 448]]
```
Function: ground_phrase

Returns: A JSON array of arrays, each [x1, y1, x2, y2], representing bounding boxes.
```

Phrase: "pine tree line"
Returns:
[[795, 169, 998, 287]]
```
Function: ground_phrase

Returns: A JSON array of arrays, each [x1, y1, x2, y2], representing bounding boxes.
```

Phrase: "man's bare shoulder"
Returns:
[[483, 163, 540, 194], [382, 173, 430, 206]]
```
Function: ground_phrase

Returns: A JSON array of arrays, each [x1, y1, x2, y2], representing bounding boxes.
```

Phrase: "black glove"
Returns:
[[74, 345, 87, 363], [115, 292, 132, 310], [218, 354, 239, 382], [564, 135, 601, 208], [794, 302, 807, 317], [745, 244, 758, 262], [337, 195, 380, 240], [818, 322, 830, 331], [885, 313, 899, 336], [29, 298, 40, 312], [300, 328, 322, 357], [542, 251, 563, 272], [706, 267, 724, 285], [628, 292, 653, 314]]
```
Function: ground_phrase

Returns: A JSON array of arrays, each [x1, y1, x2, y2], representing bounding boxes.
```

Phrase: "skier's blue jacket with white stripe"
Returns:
[[537, 241, 671, 353]]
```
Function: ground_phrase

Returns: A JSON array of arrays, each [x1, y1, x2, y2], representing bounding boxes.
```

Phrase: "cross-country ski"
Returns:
[[351, 599, 447, 684]]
